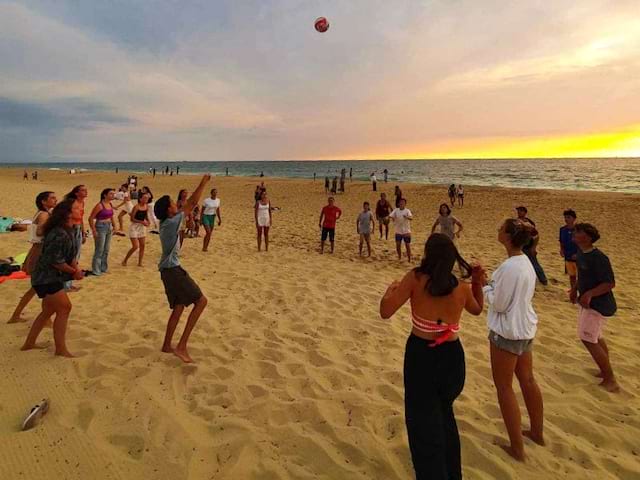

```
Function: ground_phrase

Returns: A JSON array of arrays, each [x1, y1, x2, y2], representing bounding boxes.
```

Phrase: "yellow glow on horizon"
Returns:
[[331, 125, 640, 160]]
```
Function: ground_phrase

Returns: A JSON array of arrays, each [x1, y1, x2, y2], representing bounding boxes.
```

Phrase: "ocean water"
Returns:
[[4, 158, 640, 193]]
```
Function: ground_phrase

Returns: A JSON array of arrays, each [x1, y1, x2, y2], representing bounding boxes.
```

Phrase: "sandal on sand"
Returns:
[[22, 398, 50, 431], [114, 231, 126, 237]]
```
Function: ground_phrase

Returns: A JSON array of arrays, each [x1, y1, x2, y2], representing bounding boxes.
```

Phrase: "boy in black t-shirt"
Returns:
[[569, 223, 619, 392]]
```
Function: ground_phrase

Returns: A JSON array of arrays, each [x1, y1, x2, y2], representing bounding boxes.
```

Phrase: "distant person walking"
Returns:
[[357, 202, 375, 257], [394, 185, 403, 208], [324, 176, 330, 194], [331, 177, 338, 195], [390, 198, 413, 262], [516, 207, 548, 285], [375, 193, 393, 240], [456, 185, 465, 207], [255, 190, 272, 252], [448, 184, 457, 207], [431, 204, 463, 241], [202, 188, 221, 252], [370, 172, 377, 192], [23, 170, 29, 181], [483, 218, 545, 462], [570, 223, 619, 392], [559, 209, 578, 290], [383, 168, 388, 183], [319, 197, 342, 254], [349, 167, 353, 182]]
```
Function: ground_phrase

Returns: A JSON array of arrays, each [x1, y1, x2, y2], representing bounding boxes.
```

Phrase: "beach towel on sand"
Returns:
[[0, 271, 29, 283], [0, 217, 15, 233]]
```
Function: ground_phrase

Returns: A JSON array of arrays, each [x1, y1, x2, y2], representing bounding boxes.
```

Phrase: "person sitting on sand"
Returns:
[[390, 198, 413, 262], [375, 193, 392, 240], [255, 190, 272, 252], [154, 174, 211, 363], [9, 191, 57, 323], [570, 223, 619, 393], [88, 188, 117, 276], [559, 209, 578, 291], [380, 233, 484, 479], [202, 188, 221, 252], [356, 201, 375, 257], [482, 219, 545, 462], [431, 203, 463, 241], [319, 197, 342, 254], [122, 193, 150, 267], [21, 200, 85, 358]]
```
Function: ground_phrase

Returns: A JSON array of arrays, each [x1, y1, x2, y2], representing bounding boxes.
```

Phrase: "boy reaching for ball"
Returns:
[[154, 174, 211, 363]]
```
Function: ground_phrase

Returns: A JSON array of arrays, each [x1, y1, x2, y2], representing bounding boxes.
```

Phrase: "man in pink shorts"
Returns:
[[569, 223, 619, 392]]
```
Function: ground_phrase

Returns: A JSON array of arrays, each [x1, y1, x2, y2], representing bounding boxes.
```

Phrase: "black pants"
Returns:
[[404, 335, 465, 480]]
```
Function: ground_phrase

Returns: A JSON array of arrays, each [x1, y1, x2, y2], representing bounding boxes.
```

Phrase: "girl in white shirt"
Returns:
[[482, 218, 544, 462]]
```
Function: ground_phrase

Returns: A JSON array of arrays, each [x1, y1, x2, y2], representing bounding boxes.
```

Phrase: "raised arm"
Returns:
[[465, 266, 485, 315], [184, 174, 212, 213]]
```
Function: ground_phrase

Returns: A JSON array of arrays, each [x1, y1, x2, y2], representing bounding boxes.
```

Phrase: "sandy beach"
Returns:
[[0, 167, 639, 480]]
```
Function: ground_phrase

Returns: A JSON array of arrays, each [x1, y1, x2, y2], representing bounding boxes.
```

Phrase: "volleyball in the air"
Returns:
[[315, 17, 329, 33]]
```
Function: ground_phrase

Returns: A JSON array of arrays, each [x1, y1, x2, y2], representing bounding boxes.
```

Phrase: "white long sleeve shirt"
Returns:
[[483, 254, 538, 340]]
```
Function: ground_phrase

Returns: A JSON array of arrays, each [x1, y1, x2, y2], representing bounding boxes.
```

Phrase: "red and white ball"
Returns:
[[314, 17, 329, 33]]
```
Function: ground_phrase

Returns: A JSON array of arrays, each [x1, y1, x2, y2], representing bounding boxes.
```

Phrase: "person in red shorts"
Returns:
[[319, 197, 342, 254]]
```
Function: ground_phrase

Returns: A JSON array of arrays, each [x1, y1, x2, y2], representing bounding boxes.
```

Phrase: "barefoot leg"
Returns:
[[21, 302, 54, 350], [9, 288, 36, 323], [50, 291, 74, 357], [162, 305, 185, 353], [515, 351, 545, 445], [174, 296, 207, 363]]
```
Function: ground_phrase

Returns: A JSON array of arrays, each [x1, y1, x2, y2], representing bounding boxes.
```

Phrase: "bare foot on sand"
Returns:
[[500, 445, 526, 462], [592, 370, 604, 378], [173, 348, 193, 363], [20, 343, 49, 351], [523, 430, 546, 446], [7, 315, 28, 324], [161, 346, 173, 354], [599, 378, 620, 393], [54, 350, 76, 358]]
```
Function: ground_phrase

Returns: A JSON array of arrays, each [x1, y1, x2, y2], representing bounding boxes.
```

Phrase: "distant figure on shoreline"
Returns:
[[23, 170, 29, 181], [383, 168, 388, 183], [448, 184, 457, 207], [370, 172, 377, 191], [456, 184, 465, 207]]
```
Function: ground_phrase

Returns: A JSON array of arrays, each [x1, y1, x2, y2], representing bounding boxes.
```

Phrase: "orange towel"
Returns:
[[0, 271, 29, 284]]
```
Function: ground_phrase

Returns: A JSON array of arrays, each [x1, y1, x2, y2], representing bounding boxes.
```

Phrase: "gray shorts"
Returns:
[[489, 330, 533, 356]]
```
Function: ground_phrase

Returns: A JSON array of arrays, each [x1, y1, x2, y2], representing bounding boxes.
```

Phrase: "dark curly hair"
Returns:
[[575, 223, 600, 243], [42, 199, 74, 237], [35, 191, 54, 211]]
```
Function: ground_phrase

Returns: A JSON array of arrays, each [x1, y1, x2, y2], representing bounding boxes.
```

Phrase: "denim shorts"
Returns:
[[395, 233, 411, 243], [489, 330, 533, 356]]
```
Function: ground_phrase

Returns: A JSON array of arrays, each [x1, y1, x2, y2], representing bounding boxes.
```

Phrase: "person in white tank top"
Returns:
[[9, 191, 57, 323], [255, 191, 272, 251]]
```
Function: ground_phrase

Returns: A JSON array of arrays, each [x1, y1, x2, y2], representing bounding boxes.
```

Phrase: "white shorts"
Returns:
[[129, 223, 146, 239], [124, 200, 134, 214], [257, 215, 271, 227]]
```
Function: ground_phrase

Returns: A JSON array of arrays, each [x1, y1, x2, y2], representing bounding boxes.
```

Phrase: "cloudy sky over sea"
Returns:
[[1, 1, 639, 162]]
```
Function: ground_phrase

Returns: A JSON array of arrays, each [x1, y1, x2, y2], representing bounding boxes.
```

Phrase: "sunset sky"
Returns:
[[1, 1, 639, 162]]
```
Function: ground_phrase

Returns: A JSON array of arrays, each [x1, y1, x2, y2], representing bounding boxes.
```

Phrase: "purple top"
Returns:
[[95, 204, 113, 221]]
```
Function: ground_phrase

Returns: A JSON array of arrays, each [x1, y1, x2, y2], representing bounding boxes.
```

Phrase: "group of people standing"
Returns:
[[380, 210, 618, 479]]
